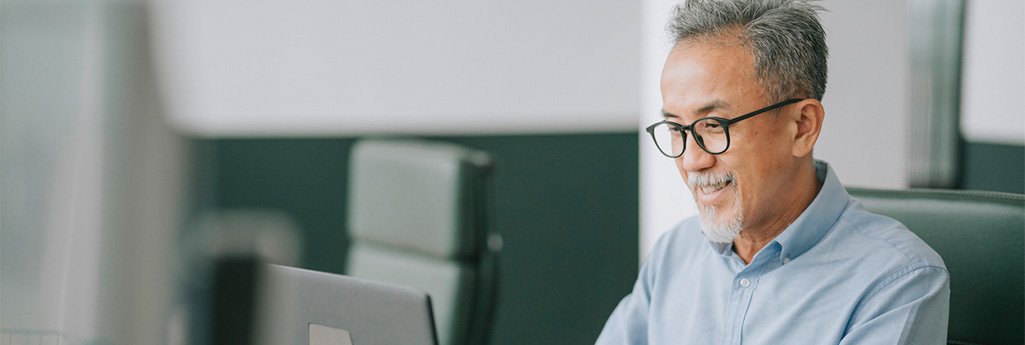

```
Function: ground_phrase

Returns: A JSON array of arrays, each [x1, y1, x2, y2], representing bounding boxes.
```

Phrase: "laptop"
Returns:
[[257, 264, 439, 345]]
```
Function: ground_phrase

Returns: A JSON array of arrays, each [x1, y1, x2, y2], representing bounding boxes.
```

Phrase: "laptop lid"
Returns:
[[258, 264, 439, 345]]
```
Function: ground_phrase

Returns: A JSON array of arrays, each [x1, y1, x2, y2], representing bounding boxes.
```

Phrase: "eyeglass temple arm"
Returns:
[[726, 98, 803, 124]]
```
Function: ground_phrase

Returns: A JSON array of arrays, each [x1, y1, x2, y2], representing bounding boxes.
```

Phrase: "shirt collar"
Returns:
[[770, 160, 850, 264]]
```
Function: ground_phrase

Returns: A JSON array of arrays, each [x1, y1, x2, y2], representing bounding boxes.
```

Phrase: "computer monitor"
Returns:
[[258, 264, 438, 345]]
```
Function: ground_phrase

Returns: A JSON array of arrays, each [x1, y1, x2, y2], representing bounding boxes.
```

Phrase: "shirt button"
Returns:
[[739, 278, 751, 288]]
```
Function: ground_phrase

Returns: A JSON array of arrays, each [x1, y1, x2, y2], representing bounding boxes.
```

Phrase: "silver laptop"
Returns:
[[257, 264, 438, 345]]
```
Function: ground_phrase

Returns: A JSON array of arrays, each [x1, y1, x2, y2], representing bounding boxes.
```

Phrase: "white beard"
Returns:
[[691, 174, 743, 243], [698, 199, 743, 243]]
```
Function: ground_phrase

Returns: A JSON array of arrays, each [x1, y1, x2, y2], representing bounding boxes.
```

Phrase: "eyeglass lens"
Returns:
[[651, 118, 729, 157]]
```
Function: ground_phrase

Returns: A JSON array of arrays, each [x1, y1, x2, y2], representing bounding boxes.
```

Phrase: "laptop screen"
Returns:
[[258, 264, 438, 345]]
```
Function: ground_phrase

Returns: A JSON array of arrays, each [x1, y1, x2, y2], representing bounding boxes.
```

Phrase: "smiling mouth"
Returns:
[[700, 179, 732, 194], [689, 172, 735, 199]]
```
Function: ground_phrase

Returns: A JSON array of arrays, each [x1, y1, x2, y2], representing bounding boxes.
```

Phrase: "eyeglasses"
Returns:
[[645, 98, 802, 158]]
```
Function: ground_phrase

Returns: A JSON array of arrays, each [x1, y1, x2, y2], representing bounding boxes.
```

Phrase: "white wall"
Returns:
[[639, 0, 912, 257], [960, 0, 1025, 145], [815, 1, 910, 189], [150, 0, 640, 136]]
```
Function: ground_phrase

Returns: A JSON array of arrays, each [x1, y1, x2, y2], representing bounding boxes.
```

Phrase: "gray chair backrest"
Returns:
[[346, 139, 498, 345], [848, 187, 1025, 345]]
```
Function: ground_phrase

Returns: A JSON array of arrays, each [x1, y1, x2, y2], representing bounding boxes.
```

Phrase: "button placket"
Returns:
[[729, 262, 772, 344]]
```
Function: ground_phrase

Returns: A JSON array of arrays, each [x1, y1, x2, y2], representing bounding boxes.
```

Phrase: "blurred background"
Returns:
[[1, 0, 1021, 344]]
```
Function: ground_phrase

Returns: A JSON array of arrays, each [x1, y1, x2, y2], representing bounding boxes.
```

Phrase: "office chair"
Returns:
[[848, 187, 1025, 345], [345, 139, 500, 345]]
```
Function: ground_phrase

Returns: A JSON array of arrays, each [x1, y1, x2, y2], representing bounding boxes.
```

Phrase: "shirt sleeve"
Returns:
[[595, 269, 651, 345], [595, 229, 676, 345], [839, 265, 950, 345]]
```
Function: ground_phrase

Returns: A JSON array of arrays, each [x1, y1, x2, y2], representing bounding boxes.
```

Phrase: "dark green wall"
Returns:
[[189, 133, 639, 345], [961, 141, 1024, 194]]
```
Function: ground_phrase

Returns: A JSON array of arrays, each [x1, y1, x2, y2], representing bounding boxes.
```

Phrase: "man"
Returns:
[[597, 1, 949, 344]]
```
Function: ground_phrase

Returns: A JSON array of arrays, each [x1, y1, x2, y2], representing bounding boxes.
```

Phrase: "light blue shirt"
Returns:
[[597, 161, 949, 344]]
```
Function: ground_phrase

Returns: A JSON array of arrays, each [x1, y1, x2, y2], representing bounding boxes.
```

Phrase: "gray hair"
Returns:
[[668, 0, 828, 101]]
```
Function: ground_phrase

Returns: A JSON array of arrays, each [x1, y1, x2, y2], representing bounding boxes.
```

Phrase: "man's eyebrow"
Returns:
[[694, 100, 730, 115], [661, 100, 731, 119]]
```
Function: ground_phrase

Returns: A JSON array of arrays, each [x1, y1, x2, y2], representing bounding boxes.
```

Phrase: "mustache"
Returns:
[[687, 171, 735, 190]]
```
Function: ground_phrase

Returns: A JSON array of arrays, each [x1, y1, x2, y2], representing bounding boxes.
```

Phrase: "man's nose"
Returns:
[[679, 133, 715, 172]]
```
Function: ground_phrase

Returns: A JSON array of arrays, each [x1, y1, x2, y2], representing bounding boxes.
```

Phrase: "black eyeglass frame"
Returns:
[[645, 98, 804, 158]]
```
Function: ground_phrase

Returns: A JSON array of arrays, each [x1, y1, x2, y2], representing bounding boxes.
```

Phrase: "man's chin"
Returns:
[[700, 226, 740, 244], [698, 207, 742, 243]]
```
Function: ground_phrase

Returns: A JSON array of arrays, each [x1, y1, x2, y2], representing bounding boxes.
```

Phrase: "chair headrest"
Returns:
[[348, 139, 492, 259]]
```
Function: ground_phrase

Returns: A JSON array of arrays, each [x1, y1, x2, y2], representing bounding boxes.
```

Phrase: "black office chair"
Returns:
[[848, 187, 1025, 345], [345, 139, 500, 345]]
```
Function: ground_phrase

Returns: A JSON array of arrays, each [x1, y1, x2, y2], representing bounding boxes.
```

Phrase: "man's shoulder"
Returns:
[[830, 202, 947, 272]]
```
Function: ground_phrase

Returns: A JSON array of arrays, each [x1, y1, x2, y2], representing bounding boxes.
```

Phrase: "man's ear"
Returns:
[[792, 99, 824, 158]]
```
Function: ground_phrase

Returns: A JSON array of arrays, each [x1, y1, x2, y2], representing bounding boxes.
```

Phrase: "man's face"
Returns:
[[660, 40, 800, 242]]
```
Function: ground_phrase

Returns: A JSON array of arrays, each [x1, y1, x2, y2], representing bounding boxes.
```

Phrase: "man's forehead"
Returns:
[[660, 41, 760, 120], [663, 42, 754, 79]]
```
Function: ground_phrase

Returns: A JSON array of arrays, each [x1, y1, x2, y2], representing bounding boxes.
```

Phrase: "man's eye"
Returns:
[[704, 122, 721, 129], [696, 120, 725, 134]]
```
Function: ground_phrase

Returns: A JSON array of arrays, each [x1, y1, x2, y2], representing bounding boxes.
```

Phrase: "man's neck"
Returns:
[[733, 162, 823, 264]]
